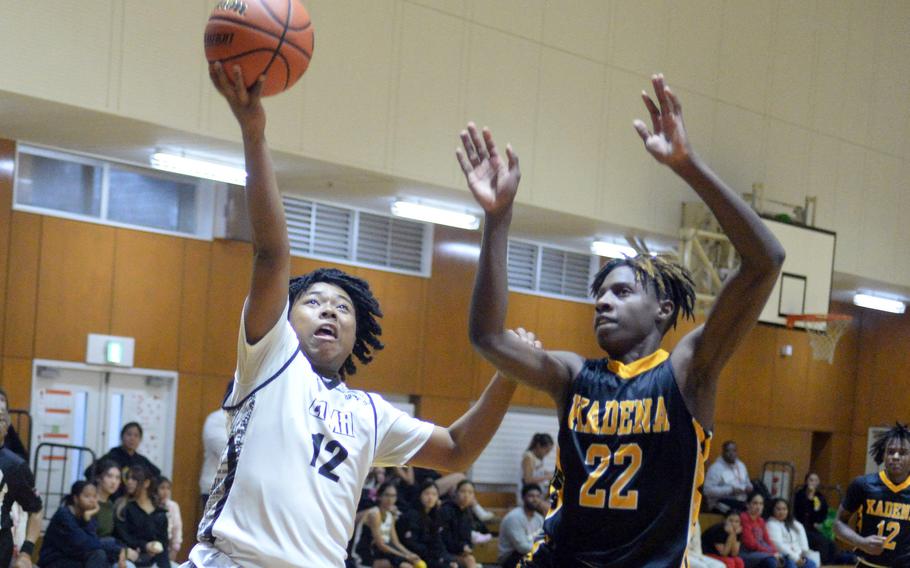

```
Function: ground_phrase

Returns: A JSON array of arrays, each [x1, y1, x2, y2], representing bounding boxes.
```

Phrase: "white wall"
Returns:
[[0, 0, 908, 285]]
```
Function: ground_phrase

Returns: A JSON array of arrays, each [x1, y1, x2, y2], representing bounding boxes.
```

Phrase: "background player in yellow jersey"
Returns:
[[456, 74, 786, 567], [836, 423, 910, 567]]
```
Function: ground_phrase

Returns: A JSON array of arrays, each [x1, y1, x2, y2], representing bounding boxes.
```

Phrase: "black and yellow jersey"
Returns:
[[843, 471, 910, 567], [525, 349, 711, 568]]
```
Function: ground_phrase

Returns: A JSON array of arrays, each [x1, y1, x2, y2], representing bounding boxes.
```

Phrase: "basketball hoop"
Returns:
[[785, 314, 853, 364]]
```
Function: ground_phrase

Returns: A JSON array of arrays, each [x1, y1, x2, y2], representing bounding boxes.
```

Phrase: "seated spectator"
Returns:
[[518, 434, 553, 510], [0, 407, 42, 568], [114, 466, 169, 568], [439, 480, 478, 568], [740, 492, 795, 568], [89, 423, 161, 500], [92, 459, 139, 565], [199, 401, 227, 513], [414, 468, 466, 500], [701, 512, 744, 568], [766, 498, 819, 568], [498, 484, 544, 568], [687, 519, 727, 568], [0, 388, 28, 461], [156, 477, 182, 562], [39, 480, 125, 568], [357, 481, 419, 567], [792, 473, 853, 564], [398, 481, 457, 568], [705, 441, 752, 513]]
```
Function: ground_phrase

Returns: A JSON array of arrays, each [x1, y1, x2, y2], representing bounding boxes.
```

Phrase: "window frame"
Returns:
[[13, 144, 216, 241]]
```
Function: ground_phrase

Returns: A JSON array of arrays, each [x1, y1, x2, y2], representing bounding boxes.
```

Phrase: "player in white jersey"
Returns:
[[186, 65, 524, 568]]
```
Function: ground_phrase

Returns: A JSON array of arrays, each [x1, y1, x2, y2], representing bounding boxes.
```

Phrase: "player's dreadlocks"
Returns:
[[870, 422, 910, 465], [590, 255, 696, 331], [289, 268, 384, 377]]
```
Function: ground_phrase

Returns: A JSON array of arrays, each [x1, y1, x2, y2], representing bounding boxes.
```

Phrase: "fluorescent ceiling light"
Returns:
[[150, 152, 247, 185], [853, 293, 906, 314], [590, 241, 637, 259], [391, 200, 479, 230]]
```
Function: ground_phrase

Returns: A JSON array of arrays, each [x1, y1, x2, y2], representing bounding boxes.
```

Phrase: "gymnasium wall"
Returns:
[[0, 1, 909, 288], [0, 135, 884, 556]]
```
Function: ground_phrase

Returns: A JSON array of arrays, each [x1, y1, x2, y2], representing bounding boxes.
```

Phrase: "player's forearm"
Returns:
[[673, 156, 785, 272], [469, 211, 512, 351], [242, 128, 290, 260], [25, 511, 41, 544], [445, 373, 518, 471], [833, 519, 864, 548]]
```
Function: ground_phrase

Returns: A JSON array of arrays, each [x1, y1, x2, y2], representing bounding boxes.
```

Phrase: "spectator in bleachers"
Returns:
[[765, 498, 819, 568], [439, 480, 478, 568], [0, 388, 28, 461], [38, 480, 124, 568], [90, 423, 161, 500], [0, 407, 42, 568], [792, 472, 853, 564], [198, 404, 227, 513], [701, 511, 745, 568], [114, 465, 169, 568], [91, 459, 139, 565], [357, 481, 420, 567], [518, 434, 553, 504], [705, 441, 753, 513], [497, 484, 544, 568], [156, 477, 182, 562], [686, 519, 726, 568], [398, 480, 457, 568], [414, 468, 467, 500], [739, 492, 794, 568]]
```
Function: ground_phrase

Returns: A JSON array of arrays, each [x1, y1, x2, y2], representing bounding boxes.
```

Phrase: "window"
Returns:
[[14, 145, 215, 239], [282, 194, 432, 277], [507, 239, 598, 302]]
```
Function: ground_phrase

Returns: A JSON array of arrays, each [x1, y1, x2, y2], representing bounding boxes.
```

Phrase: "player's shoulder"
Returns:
[[850, 472, 881, 491]]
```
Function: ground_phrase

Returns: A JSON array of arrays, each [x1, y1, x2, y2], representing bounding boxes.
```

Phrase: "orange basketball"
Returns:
[[204, 0, 315, 97]]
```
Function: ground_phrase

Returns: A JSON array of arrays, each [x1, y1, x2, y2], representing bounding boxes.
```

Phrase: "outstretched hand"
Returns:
[[209, 62, 266, 134], [456, 123, 520, 217], [633, 74, 695, 171], [510, 327, 543, 350]]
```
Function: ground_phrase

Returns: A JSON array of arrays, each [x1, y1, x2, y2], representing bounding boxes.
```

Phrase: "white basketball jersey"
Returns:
[[188, 301, 434, 568]]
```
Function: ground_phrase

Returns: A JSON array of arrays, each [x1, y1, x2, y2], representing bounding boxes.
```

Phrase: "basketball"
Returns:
[[204, 0, 315, 97]]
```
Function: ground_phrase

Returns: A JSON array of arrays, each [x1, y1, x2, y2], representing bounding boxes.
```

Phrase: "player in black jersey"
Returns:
[[836, 423, 910, 567], [456, 74, 786, 567]]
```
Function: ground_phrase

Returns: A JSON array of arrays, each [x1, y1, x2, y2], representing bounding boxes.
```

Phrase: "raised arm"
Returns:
[[457, 124, 583, 404], [210, 63, 290, 344], [634, 75, 785, 426]]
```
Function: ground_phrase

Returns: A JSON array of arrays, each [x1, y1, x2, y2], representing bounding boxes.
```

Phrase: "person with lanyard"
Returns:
[[706, 440, 754, 513]]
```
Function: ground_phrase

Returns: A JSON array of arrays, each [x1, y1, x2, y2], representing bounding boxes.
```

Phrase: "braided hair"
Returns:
[[590, 255, 696, 332], [289, 268, 383, 377], [870, 422, 910, 465]]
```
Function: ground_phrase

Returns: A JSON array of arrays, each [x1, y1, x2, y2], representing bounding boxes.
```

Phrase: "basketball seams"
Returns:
[[207, 15, 313, 58], [257, 0, 311, 31], [257, 0, 291, 86]]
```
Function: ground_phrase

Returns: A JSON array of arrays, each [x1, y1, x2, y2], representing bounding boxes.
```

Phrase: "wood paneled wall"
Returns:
[[0, 139, 897, 558]]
